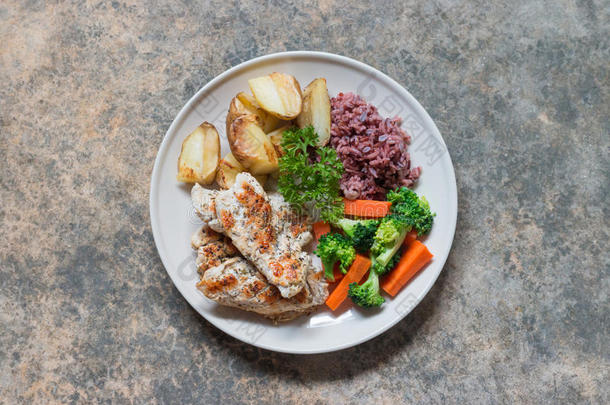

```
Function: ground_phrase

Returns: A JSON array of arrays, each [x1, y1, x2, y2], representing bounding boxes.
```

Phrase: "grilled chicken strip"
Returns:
[[191, 185, 224, 233], [267, 192, 313, 248], [190, 226, 327, 321], [215, 173, 311, 298], [192, 186, 313, 249], [191, 226, 238, 276], [192, 174, 313, 298], [197, 257, 327, 321]]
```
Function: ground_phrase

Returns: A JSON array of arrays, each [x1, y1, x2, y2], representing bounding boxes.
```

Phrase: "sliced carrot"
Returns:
[[326, 254, 371, 311], [403, 230, 418, 247], [381, 240, 433, 297], [313, 221, 331, 241], [343, 199, 391, 218]]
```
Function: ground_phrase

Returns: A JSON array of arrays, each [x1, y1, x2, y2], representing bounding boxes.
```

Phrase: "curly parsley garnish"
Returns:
[[278, 126, 344, 223]]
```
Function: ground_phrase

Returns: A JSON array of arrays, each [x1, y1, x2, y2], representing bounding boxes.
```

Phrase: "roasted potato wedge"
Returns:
[[216, 152, 267, 189], [215, 152, 244, 189], [248, 72, 302, 120], [236, 92, 286, 132], [226, 92, 288, 135], [176, 122, 220, 184], [296, 78, 331, 146], [228, 114, 278, 175], [267, 125, 291, 157], [226, 96, 251, 136]]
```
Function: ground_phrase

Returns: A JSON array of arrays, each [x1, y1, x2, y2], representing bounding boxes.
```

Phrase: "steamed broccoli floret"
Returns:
[[386, 187, 435, 235], [370, 215, 410, 269], [349, 249, 401, 308], [314, 233, 356, 281], [335, 218, 380, 253], [348, 257, 385, 307], [349, 188, 435, 309], [350, 236, 404, 308]]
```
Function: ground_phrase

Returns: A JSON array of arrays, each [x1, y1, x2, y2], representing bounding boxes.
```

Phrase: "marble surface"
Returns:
[[1, 0, 608, 403]]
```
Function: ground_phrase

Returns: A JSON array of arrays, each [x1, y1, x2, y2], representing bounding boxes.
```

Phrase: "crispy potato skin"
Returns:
[[296, 78, 331, 146], [226, 96, 250, 136], [228, 114, 279, 175], [248, 73, 303, 120], [227, 114, 260, 163], [176, 122, 220, 184]]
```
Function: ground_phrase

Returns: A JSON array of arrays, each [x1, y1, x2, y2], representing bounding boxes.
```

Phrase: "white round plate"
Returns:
[[150, 51, 457, 354]]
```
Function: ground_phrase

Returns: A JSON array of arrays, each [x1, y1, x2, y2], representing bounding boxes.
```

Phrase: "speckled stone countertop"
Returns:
[[1, 1, 608, 403]]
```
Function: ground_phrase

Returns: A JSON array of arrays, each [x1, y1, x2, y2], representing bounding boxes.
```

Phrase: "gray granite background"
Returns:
[[1, 0, 608, 403]]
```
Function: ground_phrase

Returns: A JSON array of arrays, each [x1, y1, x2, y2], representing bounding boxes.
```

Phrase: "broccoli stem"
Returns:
[[363, 260, 380, 289], [375, 227, 409, 267], [322, 259, 335, 282]]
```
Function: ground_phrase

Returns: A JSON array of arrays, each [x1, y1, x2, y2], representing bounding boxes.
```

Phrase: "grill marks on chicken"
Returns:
[[233, 182, 275, 254], [190, 175, 328, 319], [268, 192, 313, 248], [197, 256, 327, 321], [190, 225, 327, 321], [196, 173, 312, 298], [191, 187, 314, 250], [219, 210, 235, 231], [191, 226, 238, 276]]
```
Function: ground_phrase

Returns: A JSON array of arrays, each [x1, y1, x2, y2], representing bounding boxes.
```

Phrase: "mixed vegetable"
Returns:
[[344, 188, 433, 308], [314, 186, 436, 310], [271, 123, 436, 310]]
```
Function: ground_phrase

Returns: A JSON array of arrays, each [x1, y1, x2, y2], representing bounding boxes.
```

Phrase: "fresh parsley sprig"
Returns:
[[278, 126, 344, 223]]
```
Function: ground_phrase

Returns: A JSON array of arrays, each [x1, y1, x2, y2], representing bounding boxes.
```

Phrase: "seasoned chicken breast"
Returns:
[[213, 173, 312, 298], [197, 257, 327, 321], [191, 226, 238, 276], [267, 192, 313, 248], [191, 185, 224, 233], [190, 225, 328, 321], [192, 174, 314, 298], [192, 185, 313, 250]]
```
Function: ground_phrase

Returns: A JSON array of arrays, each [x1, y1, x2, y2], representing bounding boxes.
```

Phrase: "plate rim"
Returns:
[[149, 51, 458, 354]]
